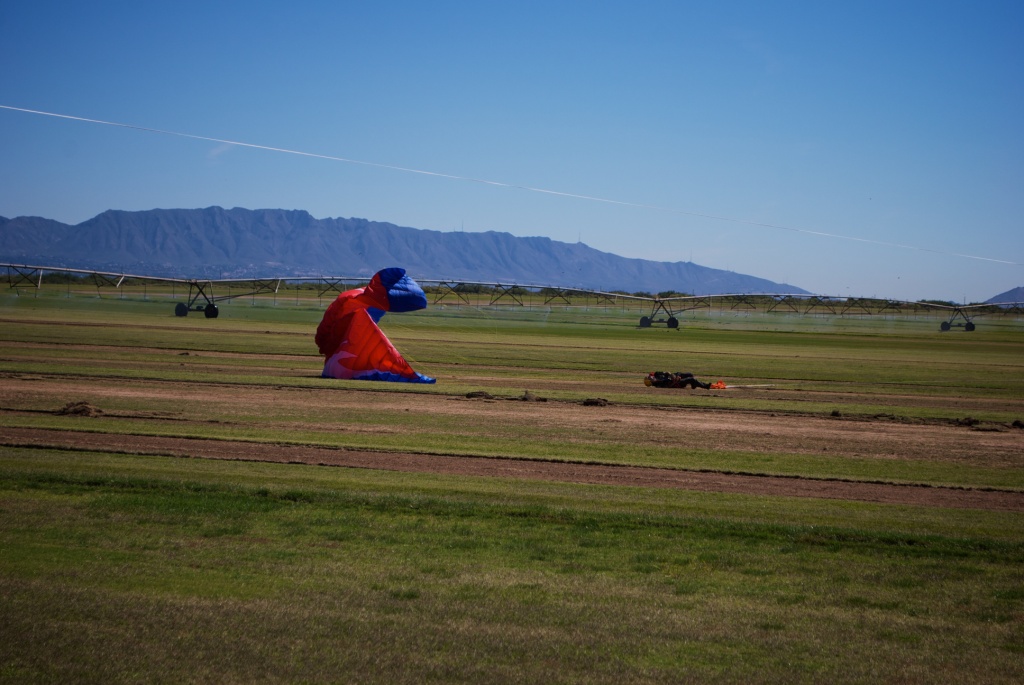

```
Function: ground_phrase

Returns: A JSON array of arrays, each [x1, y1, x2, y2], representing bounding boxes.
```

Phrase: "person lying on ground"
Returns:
[[644, 371, 711, 389]]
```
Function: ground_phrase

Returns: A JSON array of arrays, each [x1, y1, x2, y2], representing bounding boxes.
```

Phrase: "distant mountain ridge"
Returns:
[[986, 287, 1024, 304], [0, 207, 809, 295]]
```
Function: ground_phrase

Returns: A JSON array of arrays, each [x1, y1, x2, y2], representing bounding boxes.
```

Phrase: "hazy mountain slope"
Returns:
[[986, 287, 1024, 304], [1, 207, 808, 295]]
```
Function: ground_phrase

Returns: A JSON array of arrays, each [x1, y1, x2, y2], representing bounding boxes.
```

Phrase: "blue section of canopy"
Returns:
[[378, 267, 428, 313], [321, 368, 436, 383]]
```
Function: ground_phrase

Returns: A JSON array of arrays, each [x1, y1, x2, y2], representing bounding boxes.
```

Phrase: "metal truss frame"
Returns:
[[3, 263, 1020, 332]]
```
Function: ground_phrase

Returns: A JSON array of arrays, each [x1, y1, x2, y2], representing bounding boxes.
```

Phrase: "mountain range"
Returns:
[[986, 287, 1024, 304], [4, 206, 810, 295]]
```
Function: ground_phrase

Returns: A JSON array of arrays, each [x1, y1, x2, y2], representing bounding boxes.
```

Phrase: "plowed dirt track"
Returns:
[[4, 416, 1021, 512]]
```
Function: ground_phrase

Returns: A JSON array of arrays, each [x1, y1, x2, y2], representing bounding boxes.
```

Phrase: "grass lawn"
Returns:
[[1, 291, 1022, 683]]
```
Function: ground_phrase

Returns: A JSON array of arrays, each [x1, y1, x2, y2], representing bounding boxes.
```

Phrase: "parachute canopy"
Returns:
[[315, 267, 435, 383]]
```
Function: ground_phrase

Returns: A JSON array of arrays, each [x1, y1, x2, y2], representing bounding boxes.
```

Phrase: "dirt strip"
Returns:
[[2, 426, 1022, 512]]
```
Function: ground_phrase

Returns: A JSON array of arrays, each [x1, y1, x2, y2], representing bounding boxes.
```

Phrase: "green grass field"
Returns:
[[1, 291, 1022, 683]]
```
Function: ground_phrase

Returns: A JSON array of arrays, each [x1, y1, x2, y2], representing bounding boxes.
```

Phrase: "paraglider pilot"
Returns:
[[644, 371, 711, 389]]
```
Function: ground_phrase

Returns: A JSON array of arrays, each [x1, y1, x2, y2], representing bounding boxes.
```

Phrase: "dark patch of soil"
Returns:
[[518, 390, 546, 402], [56, 401, 102, 417]]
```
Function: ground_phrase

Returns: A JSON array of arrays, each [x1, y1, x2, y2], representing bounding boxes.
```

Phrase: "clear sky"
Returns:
[[2, 1, 1021, 302]]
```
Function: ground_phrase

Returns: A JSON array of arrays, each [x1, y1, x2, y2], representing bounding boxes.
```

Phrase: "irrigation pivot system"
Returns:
[[3, 263, 1021, 331]]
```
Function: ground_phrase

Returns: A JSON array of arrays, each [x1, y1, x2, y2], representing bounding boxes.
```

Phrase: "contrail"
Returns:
[[1, 104, 1019, 266]]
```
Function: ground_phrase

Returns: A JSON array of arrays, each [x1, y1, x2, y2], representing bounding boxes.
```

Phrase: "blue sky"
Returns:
[[2, 1, 1021, 301]]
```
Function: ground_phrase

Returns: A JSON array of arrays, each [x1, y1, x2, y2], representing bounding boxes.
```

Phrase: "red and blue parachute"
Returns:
[[315, 268, 436, 383]]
